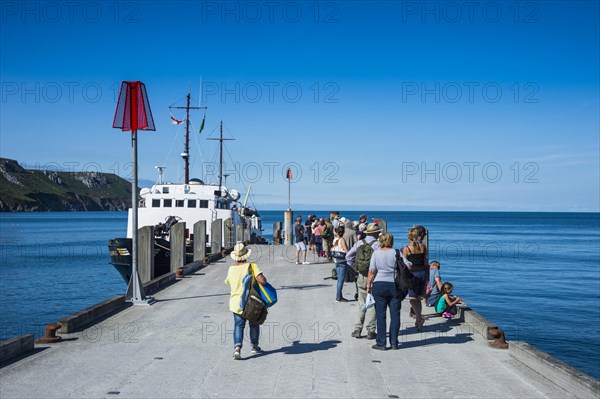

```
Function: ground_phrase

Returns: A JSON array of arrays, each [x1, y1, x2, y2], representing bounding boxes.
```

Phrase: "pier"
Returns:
[[1, 244, 598, 398]]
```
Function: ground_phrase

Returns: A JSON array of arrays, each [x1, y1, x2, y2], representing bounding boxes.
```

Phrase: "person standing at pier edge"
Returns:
[[346, 223, 381, 339], [332, 225, 349, 302], [323, 218, 334, 261], [343, 218, 357, 251], [304, 217, 312, 252], [403, 227, 428, 331], [295, 217, 309, 265], [357, 223, 367, 241], [313, 219, 324, 259], [367, 233, 402, 350], [357, 214, 367, 233], [225, 243, 267, 360]]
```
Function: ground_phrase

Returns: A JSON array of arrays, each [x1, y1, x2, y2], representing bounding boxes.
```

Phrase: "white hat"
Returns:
[[230, 243, 251, 262]]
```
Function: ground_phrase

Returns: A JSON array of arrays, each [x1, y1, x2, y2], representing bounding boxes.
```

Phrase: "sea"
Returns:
[[0, 211, 598, 380]]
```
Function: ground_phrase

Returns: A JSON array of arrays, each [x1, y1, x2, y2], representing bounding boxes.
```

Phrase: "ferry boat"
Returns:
[[108, 93, 265, 283]]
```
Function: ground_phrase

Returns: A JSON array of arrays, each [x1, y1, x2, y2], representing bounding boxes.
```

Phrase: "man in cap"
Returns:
[[345, 222, 381, 339]]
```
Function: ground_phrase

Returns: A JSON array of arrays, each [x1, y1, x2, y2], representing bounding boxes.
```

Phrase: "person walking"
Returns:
[[346, 222, 381, 339], [225, 243, 267, 360], [332, 225, 349, 302], [367, 233, 402, 350]]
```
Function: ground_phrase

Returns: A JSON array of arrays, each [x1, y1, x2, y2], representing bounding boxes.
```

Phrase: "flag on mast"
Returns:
[[170, 113, 184, 125], [286, 168, 293, 179], [198, 114, 206, 134]]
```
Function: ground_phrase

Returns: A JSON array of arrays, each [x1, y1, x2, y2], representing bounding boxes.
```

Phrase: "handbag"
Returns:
[[331, 238, 347, 260], [250, 264, 278, 307], [364, 293, 375, 310], [394, 249, 413, 299]]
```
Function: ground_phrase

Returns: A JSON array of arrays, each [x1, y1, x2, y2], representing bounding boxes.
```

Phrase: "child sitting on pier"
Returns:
[[435, 282, 465, 319]]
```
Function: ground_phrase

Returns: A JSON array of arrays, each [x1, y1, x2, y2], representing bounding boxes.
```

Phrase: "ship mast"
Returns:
[[207, 120, 234, 190], [169, 91, 206, 184]]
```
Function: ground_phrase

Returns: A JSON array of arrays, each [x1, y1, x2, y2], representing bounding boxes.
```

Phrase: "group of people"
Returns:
[[294, 214, 372, 264], [344, 221, 465, 350], [225, 216, 466, 359]]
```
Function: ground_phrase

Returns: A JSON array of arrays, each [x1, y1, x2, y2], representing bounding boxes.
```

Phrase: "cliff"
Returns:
[[0, 158, 132, 212]]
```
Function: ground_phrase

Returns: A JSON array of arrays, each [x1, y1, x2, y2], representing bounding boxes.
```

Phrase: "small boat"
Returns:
[[108, 92, 265, 283]]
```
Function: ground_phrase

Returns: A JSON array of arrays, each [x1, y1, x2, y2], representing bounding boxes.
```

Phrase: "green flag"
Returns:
[[199, 114, 205, 134]]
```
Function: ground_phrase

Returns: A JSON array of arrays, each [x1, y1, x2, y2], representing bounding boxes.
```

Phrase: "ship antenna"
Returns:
[[207, 120, 234, 191], [168, 89, 207, 184], [155, 166, 165, 184]]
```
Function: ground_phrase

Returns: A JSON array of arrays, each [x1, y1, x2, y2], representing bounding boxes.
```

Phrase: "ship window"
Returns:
[[162, 187, 169, 194], [176, 200, 184, 207], [164, 199, 172, 207], [199, 200, 209, 208], [188, 199, 197, 208], [152, 199, 161, 207]]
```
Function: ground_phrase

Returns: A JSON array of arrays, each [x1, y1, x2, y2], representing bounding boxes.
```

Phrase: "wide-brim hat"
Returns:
[[339, 217, 348, 224], [365, 223, 382, 234], [231, 243, 251, 262]]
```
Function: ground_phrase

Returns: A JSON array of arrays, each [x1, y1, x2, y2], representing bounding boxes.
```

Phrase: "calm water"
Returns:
[[0, 211, 598, 379]]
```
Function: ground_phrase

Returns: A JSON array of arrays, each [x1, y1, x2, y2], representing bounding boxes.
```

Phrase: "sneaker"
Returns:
[[371, 344, 387, 351], [367, 331, 377, 340], [295, 261, 300, 265], [335, 297, 348, 302], [351, 329, 361, 338], [251, 345, 262, 354], [233, 349, 241, 360], [442, 312, 454, 319], [302, 261, 310, 265]]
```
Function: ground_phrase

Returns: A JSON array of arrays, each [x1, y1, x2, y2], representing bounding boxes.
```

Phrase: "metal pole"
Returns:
[[288, 178, 291, 210], [126, 128, 154, 305], [284, 210, 293, 246], [132, 129, 138, 297]]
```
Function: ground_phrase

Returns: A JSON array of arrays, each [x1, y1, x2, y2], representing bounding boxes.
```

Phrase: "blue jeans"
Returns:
[[372, 281, 402, 348], [233, 313, 260, 349], [336, 262, 347, 300]]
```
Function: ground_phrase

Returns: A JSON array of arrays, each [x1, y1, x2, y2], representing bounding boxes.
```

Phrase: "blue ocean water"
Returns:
[[0, 211, 598, 380]]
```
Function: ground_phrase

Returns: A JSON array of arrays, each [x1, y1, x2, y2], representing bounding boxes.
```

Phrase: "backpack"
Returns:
[[321, 225, 331, 239], [394, 249, 413, 299], [355, 239, 377, 276]]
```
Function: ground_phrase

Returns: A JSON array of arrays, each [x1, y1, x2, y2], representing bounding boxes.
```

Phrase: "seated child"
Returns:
[[435, 282, 465, 318], [426, 261, 443, 307]]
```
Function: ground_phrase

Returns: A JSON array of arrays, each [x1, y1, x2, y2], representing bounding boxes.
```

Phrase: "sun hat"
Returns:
[[339, 217, 348, 224], [231, 243, 251, 262], [365, 223, 382, 234]]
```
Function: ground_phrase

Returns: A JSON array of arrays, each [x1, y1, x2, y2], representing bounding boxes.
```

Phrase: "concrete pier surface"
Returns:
[[1, 245, 596, 399]]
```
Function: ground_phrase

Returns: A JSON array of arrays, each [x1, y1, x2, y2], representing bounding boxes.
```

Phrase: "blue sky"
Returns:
[[1, 1, 598, 211]]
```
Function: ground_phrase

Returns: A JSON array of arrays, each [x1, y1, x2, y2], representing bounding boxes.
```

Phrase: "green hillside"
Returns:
[[0, 158, 133, 211]]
